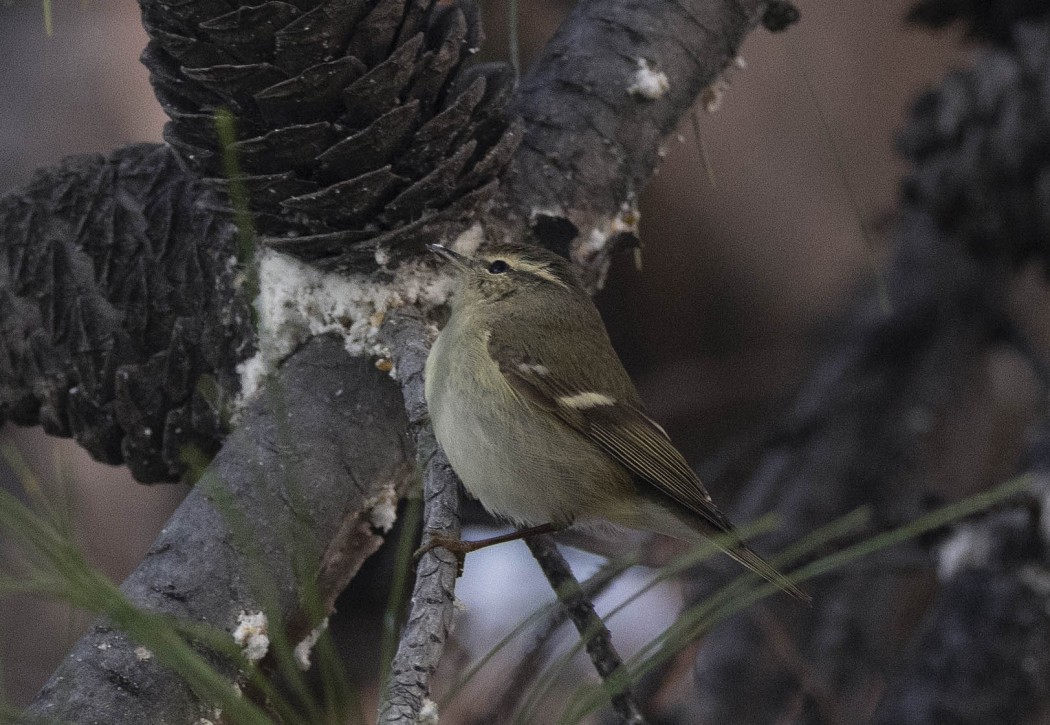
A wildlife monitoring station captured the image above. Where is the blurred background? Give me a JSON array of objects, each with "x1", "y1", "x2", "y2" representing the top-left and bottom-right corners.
[{"x1": 0, "y1": 0, "x2": 966, "y2": 716}]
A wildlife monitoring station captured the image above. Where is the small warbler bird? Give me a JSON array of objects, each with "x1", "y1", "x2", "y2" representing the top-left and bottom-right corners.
[{"x1": 424, "y1": 242, "x2": 808, "y2": 603}]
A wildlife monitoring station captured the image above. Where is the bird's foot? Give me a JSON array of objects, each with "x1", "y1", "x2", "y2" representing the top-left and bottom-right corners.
[
  {"x1": 413, "y1": 532, "x2": 475, "y2": 574},
  {"x1": 413, "y1": 523, "x2": 562, "y2": 575}
]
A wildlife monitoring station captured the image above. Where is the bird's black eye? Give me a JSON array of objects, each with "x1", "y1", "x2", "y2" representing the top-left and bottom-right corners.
[{"x1": 487, "y1": 259, "x2": 510, "y2": 274}]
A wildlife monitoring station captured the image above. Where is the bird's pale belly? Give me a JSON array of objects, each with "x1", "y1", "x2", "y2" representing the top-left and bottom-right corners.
[{"x1": 429, "y1": 376, "x2": 630, "y2": 528}]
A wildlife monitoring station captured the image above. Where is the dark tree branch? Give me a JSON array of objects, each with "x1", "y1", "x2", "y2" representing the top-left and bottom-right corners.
[
  {"x1": 687, "y1": 14, "x2": 1050, "y2": 719},
  {"x1": 479, "y1": 556, "x2": 626, "y2": 723},
  {"x1": 378, "y1": 312, "x2": 463, "y2": 724},
  {"x1": 526, "y1": 535, "x2": 646, "y2": 725},
  {"x1": 490, "y1": 0, "x2": 784, "y2": 284},
  {"x1": 26, "y1": 336, "x2": 410, "y2": 723}
]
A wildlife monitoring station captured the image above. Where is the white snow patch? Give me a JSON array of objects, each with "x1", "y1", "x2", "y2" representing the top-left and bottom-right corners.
[
  {"x1": 451, "y1": 222, "x2": 485, "y2": 256},
  {"x1": 417, "y1": 698, "x2": 440, "y2": 724},
  {"x1": 572, "y1": 199, "x2": 641, "y2": 274},
  {"x1": 937, "y1": 523, "x2": 993, "y2": 579},
  {"x1": 293, "y1": 618, "x2": 329, "y2": 671},
  {"x1": 366, "y1": 481, "x2": 400, "y2": 533},
  {"x1": 134, "y1": 646, "x2": 153, "y2": 661},
  {"x1": 236, "y1": 249, "x2": 457, "y2": 406},
  {"x1": 701, "y1": 55, "x2": 747, "y2": 113},
  {"x1": 627, "y1": 58, "x2": 670, "y2": 100},
  {"x1": 233, "y1": 610, "x2": 270, "y2": 663}
]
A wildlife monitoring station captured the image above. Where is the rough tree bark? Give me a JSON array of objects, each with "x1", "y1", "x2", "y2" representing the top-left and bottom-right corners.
[
  {"x1": 489, "y1": 0, "x2": 787, "y2": 284},
  {"x1": 378, "y1": 312, "x2": 463, "y2": 724},
  {"x1": 28, "y1": 336, "x2": 411, "y2": 722}
]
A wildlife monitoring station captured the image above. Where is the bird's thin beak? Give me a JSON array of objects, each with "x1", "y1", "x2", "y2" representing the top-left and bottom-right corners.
[{"x1": 427, "y1": 243, "x2": 473, "y2": 271}]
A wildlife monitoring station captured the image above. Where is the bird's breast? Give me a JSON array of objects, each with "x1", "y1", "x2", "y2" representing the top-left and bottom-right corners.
[{"x1": 425, "y1": 317, "x2": 629, "y2": 527}]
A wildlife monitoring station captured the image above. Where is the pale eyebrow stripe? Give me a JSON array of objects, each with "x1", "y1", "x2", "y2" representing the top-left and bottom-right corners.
[
  {"x1": 482, "y1": 254, "x2": 571, "y2": 290},
  {"x1": 521, "y1": 262, "x2": 570, "y2": 289}
]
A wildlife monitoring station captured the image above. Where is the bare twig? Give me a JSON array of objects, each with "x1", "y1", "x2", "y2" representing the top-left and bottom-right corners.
[
  {"x1": 378, "y1": 312, "x2": 463, "y2": 724},
  {"x1": 525, "y1": 534, "x2": 646, "y2": 725},
  {"x1": 479, "y1": 556, "x2": 628, "y2": 722}
]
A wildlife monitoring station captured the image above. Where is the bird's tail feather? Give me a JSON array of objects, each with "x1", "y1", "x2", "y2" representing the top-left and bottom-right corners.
[{"x1": 723, "y1": 541, "x2": 811, "y2": 605}]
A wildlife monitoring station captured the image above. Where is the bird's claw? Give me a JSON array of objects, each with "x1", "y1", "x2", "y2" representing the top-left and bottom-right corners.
[{"x1": 413, "y1": 530, "x2": 470, "y2": 575}]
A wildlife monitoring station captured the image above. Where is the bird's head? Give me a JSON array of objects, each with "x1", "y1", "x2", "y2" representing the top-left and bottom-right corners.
[{"x1": 427, "y1": 242, "x2": 585, "y2": 309}]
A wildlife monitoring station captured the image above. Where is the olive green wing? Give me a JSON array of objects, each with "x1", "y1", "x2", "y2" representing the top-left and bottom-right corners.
[
  {"x1": 489, "y1": 337, "x2": 810, "y2": 603},
  {"x1": 490, "y1": 338, "x2": 721, "y2": 524}
]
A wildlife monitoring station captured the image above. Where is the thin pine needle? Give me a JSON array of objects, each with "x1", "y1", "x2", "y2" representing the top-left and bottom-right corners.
[
  {"x1": 560, "y1": 477, "x2": 1029, "y2": 722},
  {"x1": 214, "y1": 108, "x2": 259, "y2": 316},
  {"x1": 313, "y1": 623, "x2": 366, "y2": 725},
  {"x1": 0, "y1": 485, "x2": 273, "y2": 724},
  {"x1": 508, "y1": 0, "x2": 521, "y2": 78},
  {"x1": 214, "y1": 108, "x2": 256, "y2": 264},
  {"x1": 0, "y1": 444, "x2": 64, "y2": 533},
  {"x1": 47, "y1": 447, "x2": 76, "y2": 550},
  {"x1": 786, "y1": 37, "x2": 891, "y2": 313},
  {"x1": 690, "y1": 108, "x2": 718, "y2": 190},
  {"x1": 41, "y1": 0, "x2": 52, "y2": 36}
]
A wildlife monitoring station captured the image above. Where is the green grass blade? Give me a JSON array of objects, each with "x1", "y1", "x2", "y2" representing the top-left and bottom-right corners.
[{"x1": 559, "y1": 477, "x2": 1028, "y2": 723}]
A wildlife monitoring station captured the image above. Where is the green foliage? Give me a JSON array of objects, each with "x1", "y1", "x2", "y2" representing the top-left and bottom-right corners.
[
  {"x1": 430, "y1": 477, "x2": 1028, "y2": 724},
  {"x1": 0, "y1": 445, "x2": 270, "y2": 723},
  {"x1": 214, "y1": 108, "x2": 260, "y2": 319},
  {"x1": 555, "y1": 476, "x2": 1030, "y2": 723},
  {"x1": 0, "y1": 427, "x2": 1030, "y2": 723},
  {"x1": 0, "y1": 442, "x2": 365, "y2": 724}
]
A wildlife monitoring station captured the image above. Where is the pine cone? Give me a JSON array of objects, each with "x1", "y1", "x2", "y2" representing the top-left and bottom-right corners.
[
  {"x1": 0, "y1": 144, "x2": 253, "y2": 482},
  {"x1": 139, "y1": 0, "x2": 521, "y2": 271},
  {"x1": 899, "y1": 20, "x2": 1050, "y2": 271}
]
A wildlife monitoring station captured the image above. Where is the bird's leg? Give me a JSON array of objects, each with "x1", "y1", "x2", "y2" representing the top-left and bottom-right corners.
[{"x1": 415, "y1": 523, "x2": 561, "y2": 574}]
